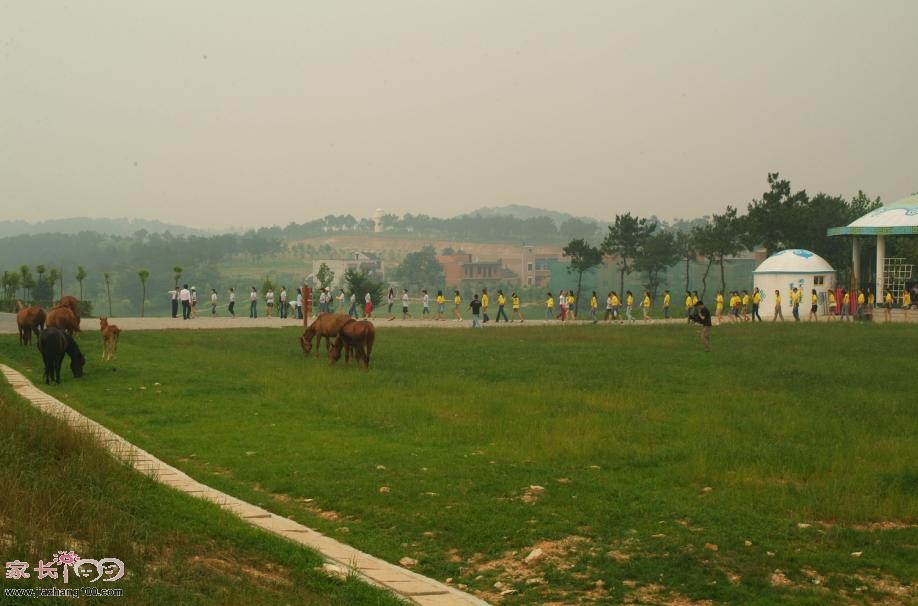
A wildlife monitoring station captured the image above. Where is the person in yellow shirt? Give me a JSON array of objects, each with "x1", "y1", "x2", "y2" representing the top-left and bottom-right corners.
[
  {"x1": 730, "y1": 291, "x2": 741, "y2": 322},
  {"x1": 453, "y1": 290, "x2": 463, "y2": 321},
  {"x1": 883, "y1": 289, "x2": 894, "y2": 322},
  {"x1": 495, "y1": 289, "x2": 509, "y2": 323},
  {"x1": 589, "y1": 291, "x2": 599, "y2": 324},
  {"x1": 642, "y1": 291, "x2": 652, "y2": 320},
  {"x1": 751, "y1": 287, "x2": 763, "y2": 322},
  {"x1": 715, "y1": 290, "x2": 724, "y2": 324},
  {"x1": 903, "y1": 289, "x2": 912, "y2": 321},
  {"x1": 611, "y1": 291, "x2": 621, "y2": 322},
  {"x1": 511, "y1": 292, "x2": 523, "y2": 322},
  {"x1": 741, "y1": 290, "x2": 750, "y2": 322},
  {"x1": 545, "y1": 292, "x2": 555, "y2": 320},
  {"x1": 841, "y1": 289, "x2": 851, "y2": 321},
  {"x1": 684, "y1": 291, "x2": 693, "y2": 323},
  {"x1": 772, "y1": 289, "x2": 784, "y2": 321},
  {"x1": 826, "y1": 288, "x2": 836, "y2": 321},
  {"x1": 481, "y1": 288, "x2": 490, "y2": 323},
  {"x1": 435, "y1": 290, "x2": 446, "y2": 320},
  {"x1": 856, "y1": 289, "x2": 866, "y2": 321},
  {"x1": 808, "y1": 288, "x2": 819, "y2": 321},
  {"x1": 566, "y1": 292, "x2": 576, "y2": 320},
  {"x1": 791, "y1": 287, "x2": 801, "y2": 321},
  {"x1": 662, "y1": 290, "x2": 671, "y2": 319},
  {"x1": 625, "y1": 291, "x2": 635, "y2": 322}
]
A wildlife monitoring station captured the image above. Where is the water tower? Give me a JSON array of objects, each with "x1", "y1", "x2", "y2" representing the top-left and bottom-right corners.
[{"x1": 373, "y1": 208, "x2": 385, "y2": 233}]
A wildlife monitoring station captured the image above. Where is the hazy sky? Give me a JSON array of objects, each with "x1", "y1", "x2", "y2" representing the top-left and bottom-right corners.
[{"x1": 2, "y1": 1, "x2": 916, "y2": 230}]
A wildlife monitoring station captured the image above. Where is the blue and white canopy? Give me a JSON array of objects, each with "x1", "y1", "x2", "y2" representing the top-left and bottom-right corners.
[{"x1": 828, "y1": 194, "x2": 918, "y2": 236}]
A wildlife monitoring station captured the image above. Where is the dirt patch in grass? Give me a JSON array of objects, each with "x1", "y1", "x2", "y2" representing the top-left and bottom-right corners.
[
  {"x1": 188, "y1": 555, "x2": 293, "y2": 588},
  {"x1": 624, "y1": 583, "x2": 714, "y2": 605}
]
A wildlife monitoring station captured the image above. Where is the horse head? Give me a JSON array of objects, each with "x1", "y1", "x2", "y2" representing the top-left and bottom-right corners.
[
  {"x1": 299, "y1": 331, "x2": 312, "y2": 355},
  {"x1": 67, "y1": 336, "x2": 85, "y2": 378}
]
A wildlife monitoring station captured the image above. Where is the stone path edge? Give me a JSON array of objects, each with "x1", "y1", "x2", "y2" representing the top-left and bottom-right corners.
[{"x1": 0, "y1": 364, "x2": 490, "y2": 606}]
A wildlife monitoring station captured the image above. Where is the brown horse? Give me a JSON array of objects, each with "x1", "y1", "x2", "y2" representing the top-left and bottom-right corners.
[
  {"x1": 46, "y1": 306, "x2": 81, "y2": 336},
  {"x1": 100, "y1": 317, "x2": 122, "y2": 361},
  {"x1": 57, "y1": 295, "x2": 81, "y2": 329},
  {"x1": 329, "y1": 319, "x2": 375, "y2": 369},
  {"x1": 16, "y1": 301, "x2": 46, "y2": 345},
  {"x1": 300, "y1": 313, "x2": 353, "y2": 358}
]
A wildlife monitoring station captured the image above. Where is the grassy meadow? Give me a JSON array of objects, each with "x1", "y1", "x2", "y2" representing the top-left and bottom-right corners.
[
  {"x1": 0, "y1": 379, "x2": 402, "y2": 606},
  {"x1": 1, "y1": 322, "x2": 915, "y2": 604}
]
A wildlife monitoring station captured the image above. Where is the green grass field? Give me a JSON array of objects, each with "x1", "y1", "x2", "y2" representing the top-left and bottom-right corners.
[
  {"x1": 1, "y1": 322, "x2": 915, "y2": 604},
  {"x1": 0, "y1": 379, "x2": 402, "y2": 606}
]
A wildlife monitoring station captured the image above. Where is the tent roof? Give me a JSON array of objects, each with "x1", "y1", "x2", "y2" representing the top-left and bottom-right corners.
[
  {"x1": 828, "y1": 194, "x2": 918, "y2": 236},
  {"x1": 753, "y1": 249, "x2": 835, "y2": 274}
]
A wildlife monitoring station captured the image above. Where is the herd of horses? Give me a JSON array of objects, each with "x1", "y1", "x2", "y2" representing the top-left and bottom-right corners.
[
  {"x1": 13, "y1": 300, "x2": 371, "y2": 385},
  {"x1": 16, "y1": 295, "x2": 87, "y2": 384},
  {"x1": 299, "y1": 313, "x2": 375, "y2": 370}
]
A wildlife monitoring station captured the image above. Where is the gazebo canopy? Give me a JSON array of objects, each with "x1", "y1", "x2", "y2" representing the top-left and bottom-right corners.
[{"x1": 828, "y1": 194, "x2": 918, "y2": 236}]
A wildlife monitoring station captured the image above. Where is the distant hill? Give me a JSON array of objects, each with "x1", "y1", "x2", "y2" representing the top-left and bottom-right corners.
[
  {"x1": 458, "y1": 204, "x2": 601, "y2": 226},
  {"x1": 0, "y1": 217, "x2": 214, "y2": 238}
]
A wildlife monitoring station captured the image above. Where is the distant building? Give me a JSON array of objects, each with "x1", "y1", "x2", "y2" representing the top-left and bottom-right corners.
[
  {"x1": 519, "y1": 246, "x2": 559, "y2": 287},
  {"x1": 313, "y1": 252, "x2": 385, "y2": 289},
  {"x1": 373, "y1": 208, "x2": 385, "y2": 233},
  {"x1": 437, "y1": 253, "x2": 518, "y2": 290}
]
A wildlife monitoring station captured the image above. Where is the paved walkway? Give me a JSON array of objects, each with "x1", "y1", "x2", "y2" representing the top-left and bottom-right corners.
[{"x1": 0, "y1": 364, "x2": 489, "y2": 606}]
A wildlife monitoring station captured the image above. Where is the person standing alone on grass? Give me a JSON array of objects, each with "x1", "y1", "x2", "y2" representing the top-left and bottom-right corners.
[
  {"x1": 469, "y1": 293, "x2": 482, "y2": 328},
  {"x1": 228, "y1": 287, "x2": 236, "y2": 317},
  {"x1": 210, "y1": 288, "x2": 218, "y2": 317},
  {"x1": 773, "y1": 289, "x2": 784, "y2": 321},
  {"x1": 511, "y1": 291, "x2": 523, "y2": 322},
  {"x1": 402, "y1": 289, "x2": 411, "y2": 319},
  {"x1": 689, "y1": 299, "x2": 712, "y2": 352},
  {"x1": 280, "y1": 286, "x2": 288, "y2": 319},
  {"x1": 169, "y1": 287, "x2": 179, "y2": 318},
  {"x1": 495, "y1": 290, "x2": 509, "y2": 322},
  {"x1": 663, "y1": 290, "x2": 671, "y2": 319},
  {"x1": 180, "y1": 284, "x2": 191, "y2": 320},
  {"x1": 387, "y1": 287, "x2": 395, "y2": 320},
  {"x1": 453, "y1": 290, "x2": 463, "y2": 321},
  {"x1": 249, "y1": 287, "x2": 258, "y2": 318},
  {"x1": 481, "y1": 288, "x2": 490, "y2": 323}
]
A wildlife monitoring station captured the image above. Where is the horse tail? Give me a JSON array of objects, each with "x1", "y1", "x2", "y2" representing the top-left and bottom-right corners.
[{"x1": 364, "y1": 325, "x2": 375, "y2": 364}]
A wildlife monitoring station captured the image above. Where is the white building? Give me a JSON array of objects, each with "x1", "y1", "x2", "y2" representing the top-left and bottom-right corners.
[{"x1": 753, "y1": 249, "x2": 836, "y2": 319}]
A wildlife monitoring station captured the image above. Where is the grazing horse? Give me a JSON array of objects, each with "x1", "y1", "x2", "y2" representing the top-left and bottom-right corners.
[
  {"x1": 300, "y1": 313, "x2": 353, "y2": 358},
  {"x1": 16, "y1": 300, "x2": 46, "y2": 346},
  {"x1": 46, "y1": 306, "x2": 81, "y2": 336},
  {"x1": 100, "y1": 317, "x2": 122, "y2": 361},
  {"x1": 329, "y1": 319, "x2": 375, "y2": 370},
  {"x1": 38, "y1": 327, "x2": 85, "y2": 384}
]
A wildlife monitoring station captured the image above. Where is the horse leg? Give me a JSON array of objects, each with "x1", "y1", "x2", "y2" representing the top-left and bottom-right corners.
[{"x1": 113, "y1": 334, "x2": 119, "y2": 360}]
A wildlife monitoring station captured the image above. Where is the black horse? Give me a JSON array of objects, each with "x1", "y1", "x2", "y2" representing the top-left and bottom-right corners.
[{"x1": 38, "y1": 327, "x2": 85, "y2": 385}]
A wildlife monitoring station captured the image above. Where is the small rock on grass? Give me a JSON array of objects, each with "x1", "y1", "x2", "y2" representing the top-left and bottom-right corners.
[
  {"x1": 378, "y1": 486, "x2": 390, "y2": 494},
  {"x1": 744, "y1": 540, "x2": 753, "y2": 547},
  {"x1": 851, "y1": 551, "x2": 863, "y2": 557},
  {"x1": 704, "y1": 543, "x2": 719, "y2": 551},
  {"x1": 399, "y1": 557, "x2": 418, "y2": 567},
  {"x1": 524, "y1": 548, "x2": 544, "y2": 564}
]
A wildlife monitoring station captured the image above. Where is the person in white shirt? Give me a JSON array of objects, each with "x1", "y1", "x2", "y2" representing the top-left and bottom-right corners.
[
  {"x1": 210, "y1": 288, "x2": 218, "y2": 316},
  {"x1": 318, "y1": 289, "x2": 328, "y2": 313},
  {"x1": 401, "y1": 289, "x2": 411, "y2": 320},
  {"x1": 295, "y1": 288, "x2": 303, "y2": 319},
  {"x1": 190, "y1": 287, "x2": 198, "y2": 318},
  {"x1": 265, "y1": 288, "x2": 275, "y2": 317},
  {"x1": 336, "y1": 288, "x2": 345, "y2": 313},
  {"x1": 168, "y1": 287, "x2": 179, "y2": 318},
  {"x1": 179, "y1": 284, "x2": 192, "y2": 320},
  {"x1": 348, "y1": 291, "x2": 358, "y2": 318},
  {"x1": 228, "y1": 287, "x2": 236, "y2": 317},
  {"x1": 422, "y1": 290, "x2": 430, "y2": 317},
  {"x1": 279, "y1": 287, "x2": 288, "y2": 318},
  {"x1": 364, "y1": 292, "x2": 373, "y2": 318},
  {"x1": 249, "y1": 287, "x2": 258, "y2": 318}
]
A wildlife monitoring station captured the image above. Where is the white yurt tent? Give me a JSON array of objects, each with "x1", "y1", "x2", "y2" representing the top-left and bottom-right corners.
[{"x1": 753, "y1": 249, "x2": 836, "y2": 319}]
